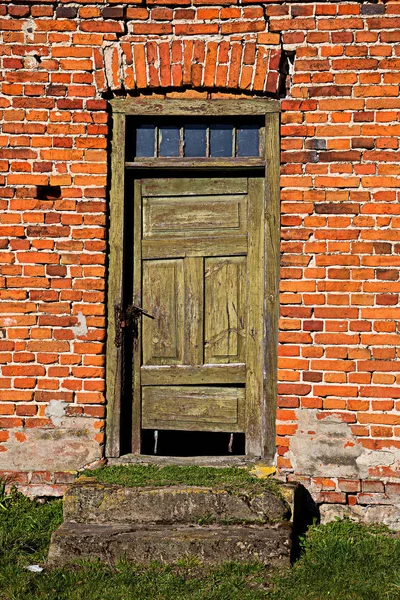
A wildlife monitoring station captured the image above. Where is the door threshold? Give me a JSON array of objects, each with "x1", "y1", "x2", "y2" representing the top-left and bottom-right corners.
[{"x1": 108, "y1": 454, "x2": 259, "y2": 467}]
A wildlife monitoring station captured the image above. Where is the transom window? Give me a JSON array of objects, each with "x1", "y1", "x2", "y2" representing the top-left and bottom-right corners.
[{"x1": 126, "y1": 117, "x2": 263, "y2": 160}]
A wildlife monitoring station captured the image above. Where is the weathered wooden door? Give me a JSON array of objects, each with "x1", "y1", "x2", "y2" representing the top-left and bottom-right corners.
[{"x1": 132, "y1": 175, "x2": 266, "y2": 455}]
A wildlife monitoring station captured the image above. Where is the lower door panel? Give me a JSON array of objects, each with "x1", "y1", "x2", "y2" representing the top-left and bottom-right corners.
[{"x1": 142, "y1": 386, "x2": 245, "y2": 432}]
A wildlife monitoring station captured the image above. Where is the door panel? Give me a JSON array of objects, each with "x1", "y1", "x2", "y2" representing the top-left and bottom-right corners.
[
  {"x1": 204, "y1": 257, "x2": 246, "y2": 364},
  {"x1": 142, "y1": 259, "x2": 184, "y2": 365},
  {"x1": 133, "y1": 176, "x2": 264, "y2": 446},
  {"x1": 144, "y1": 196, "x2": 246, "y2": 236},
  {"x1": 142, "y1": 386, "x2": 245, "y2": 432}
]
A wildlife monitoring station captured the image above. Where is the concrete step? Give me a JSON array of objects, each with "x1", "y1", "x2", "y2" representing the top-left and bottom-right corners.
[
  {"x1": 64, "y1": 480, "x2": 292, "y2": 525},
  {"x1": 48, "y1": 521, "x2": 291, "y2": 566}
]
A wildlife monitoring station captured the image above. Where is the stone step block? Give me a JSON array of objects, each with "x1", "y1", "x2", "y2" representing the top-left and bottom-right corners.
[
  {"x1": 48, "y1": 521, "x2": 291, "y2": 566},
  {"x1": 64, "y1": 480, "x2": 292, "y2": 525}
]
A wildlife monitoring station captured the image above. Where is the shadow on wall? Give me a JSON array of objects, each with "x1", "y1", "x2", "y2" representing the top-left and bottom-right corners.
[
  {"x1": 291, "y1": 484, "x2": 320, "y2": 563},
  {"x1": 36, "y1": 185, "x2": 61, "y2": 200}
]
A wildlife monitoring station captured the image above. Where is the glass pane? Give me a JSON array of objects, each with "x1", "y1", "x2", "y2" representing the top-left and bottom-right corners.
[
  {"x1": 159, "y1": 126, "x2": 180, "y2": 157},
  {"x1": 184, "y1": 124, "x2": 207, "y2": 157},
  {"x1": 209, "y1": 124, "x2": 233, "y2": 157},
  {"x1": 237, "y1": 125, "x2": 260, "y2": 157},
  {"x1": 135, "y1": 124, "x2": 156, "y2": 158}
]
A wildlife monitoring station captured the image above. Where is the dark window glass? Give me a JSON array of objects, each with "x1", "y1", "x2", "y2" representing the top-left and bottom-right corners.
[
  {"x1": 209, "y1": 124, "x2": 233, "y2": 157},
  {"x1": 159, "y1": 126, "x2": 180, "y2": 157},
  {"x1": 184, "y1": 124, "x2": 207, "y2": 157},
  {"x1": 237, "y1": 125, "x2": 260, "y2": 157},
  {"x1": 135, "y1": 124, "x2": 156, "y2": 157},
  {"x1": 131, "y1": 119, "x2": 262, "y2": 160}
]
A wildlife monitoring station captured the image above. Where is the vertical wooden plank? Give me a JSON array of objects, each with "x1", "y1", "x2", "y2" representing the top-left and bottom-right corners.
[
  {"x1": 245, "y1": 177, "x2": 265, "y2": 457},
  {"x1": 105, "y1": 111, "x2": 125, "y2": 458},
  {"x1": 184, "y1": 257, "x2": 204, "y2": 366},
  {"x1": 264, "y1": 112, "x2": 281, "y2": 462},
  {"x1": 131, "y1": 180, "x2": 142, "y2": 454}
]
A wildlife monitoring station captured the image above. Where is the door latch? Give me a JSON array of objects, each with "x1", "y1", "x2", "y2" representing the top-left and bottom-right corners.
[{"x1": 114, "y1": 303, "x2": 154, "y2": 348}]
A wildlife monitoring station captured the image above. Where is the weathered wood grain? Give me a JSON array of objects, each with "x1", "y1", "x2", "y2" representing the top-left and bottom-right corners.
[
  {"x1": 204, "y1": 257, "x2": 246, "y2": 364},
  {"x1": 142, "y1": 386, "x2": 245, "y2": 432},
  {"x1": 126, "y1": 158, "x2": 265, "y2": 170},
  {"x1": 142, "y1": 177, "x2": 248, "y2": 196},
  {"x1": 142, "y1": 259, "x2": 185, "y2": 366},
  {"x1": 141, "y1": 364, "x2": 246, "y2": 386},
  {"x1": 111, "y1": 98, "x2": 280, "y2": 116},
  {"x1": 131, "y1": 180, "x2": 142, "y2": 454},
  {"x1": 105, "y1": 112, "x2": 125, "y2": 458},
  {"x1": 245, "y1": 177, "x2": 265, "y2": 457},
  {"x1": 264, "y1": 112, "x2": 281, "y2": 462},
  {"x1": 184, "y1": 257, "x2": 204, "y2": 366},
  {"x1": 143, "y1": 197, "x2": 243, "y2": 236},
  {"x1": 142, "y1": 235, "x2": 248, "y2": 260}
]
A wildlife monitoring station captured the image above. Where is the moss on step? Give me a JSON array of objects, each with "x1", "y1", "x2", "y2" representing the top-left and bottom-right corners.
[{"x1": 78, "y1": 465, "x2": 283, "y2": 498}]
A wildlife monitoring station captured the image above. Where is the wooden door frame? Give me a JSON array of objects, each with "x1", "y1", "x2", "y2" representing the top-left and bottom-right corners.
[{"x1": 106, "y1": 99, "x2": 280, "y2": 462}]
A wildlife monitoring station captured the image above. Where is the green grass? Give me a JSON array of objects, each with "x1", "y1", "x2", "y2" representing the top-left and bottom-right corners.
[
  {"x1": 79, "y1": 464, "x2": 281, "y2": 496},
  {"x1": 1, "y1": 559, "x2": 274, "y2": 600},
  {"x1": 271, "y1": 519, "x2": 400, "y2": 600},
  {"x1": 1, "y1": 488, "x2": 400, "y2": 599}
]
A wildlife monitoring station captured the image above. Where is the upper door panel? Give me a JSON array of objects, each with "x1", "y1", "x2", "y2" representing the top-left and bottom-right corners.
[{"x1": 142, "y1": 177, "x2": 248, "y2": 240}]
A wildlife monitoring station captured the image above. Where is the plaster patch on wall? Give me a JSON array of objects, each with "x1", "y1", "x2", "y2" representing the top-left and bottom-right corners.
[
  {"x1": 45, "y1": 400, "x2": 68, "y2": 427},
  {"x1": 24, "y1": 55, "x2": 39, "y2": 69},
  {"x1": 320, "y1": 503, "x2": 400, "y2": 531},
  {"x1": 0, "y1": 418, "x2": 101, "y2": 472},
  {"x1": 22, "y1": 18, "x2": 37, "y2": 42},
  {"x1": 289, "y1": 410, "x2": 363, "y2": 478},
  {"x1": 103, "y1": 44, "x2": 123, "y2": 90},
  {"x1": 356, "y1": 450, "x2": 398, "y2": 479},
  {"x1": 288, "y1": 410, "x2": 400, "y2": 479},
  {"x1": 71, "y1": 312, "x2": 88, "y2": 338}
]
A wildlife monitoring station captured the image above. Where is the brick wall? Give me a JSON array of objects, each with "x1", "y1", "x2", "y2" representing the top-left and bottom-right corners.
[
  {"x1": 276, "y1": 1, "x2": 400, "y2": 528},
  {"x1": 0, "y1": 0, "x2": 399, "y2": 526}
]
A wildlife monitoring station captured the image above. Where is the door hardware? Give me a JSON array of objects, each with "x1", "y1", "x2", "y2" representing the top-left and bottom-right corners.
[{"x1": 114, "y1": 303, "x2": 154, "y2": 348}]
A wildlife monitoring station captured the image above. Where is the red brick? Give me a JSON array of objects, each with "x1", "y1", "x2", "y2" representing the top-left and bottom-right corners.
[
  {"x1": 338, "y1": 479, "x2": 361, "y2": 493},
  {"x1": 203, "y1": 41, "x2": 218, "y2": 88},
  {"x1": 362, "y1": 480, "x2": 385, "y2": 493}
]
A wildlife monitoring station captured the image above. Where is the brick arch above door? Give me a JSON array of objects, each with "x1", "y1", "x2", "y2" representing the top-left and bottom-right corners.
[{"x1": 94, "y1": 38, "x2": 282, "y2": 95}]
